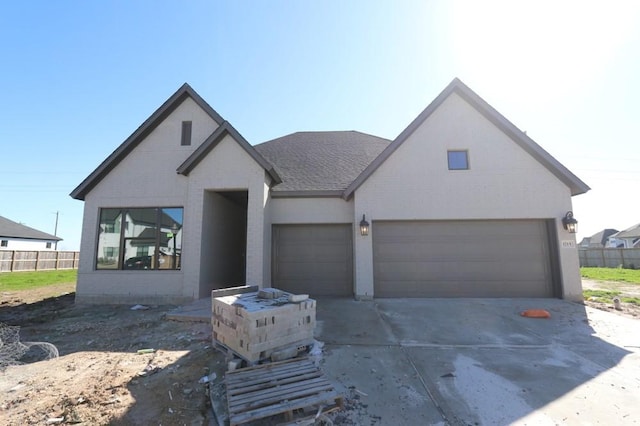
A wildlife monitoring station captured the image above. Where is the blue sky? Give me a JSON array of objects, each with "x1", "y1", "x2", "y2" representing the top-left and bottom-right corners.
[{"x1": 1, "y1": 1, "x2": 639, "y2": 250}]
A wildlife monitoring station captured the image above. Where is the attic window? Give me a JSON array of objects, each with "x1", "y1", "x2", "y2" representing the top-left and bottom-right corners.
[
  {"x1": 447, "y1": 150, "x2": 469, "y2": 170},
  {"x1": 181, "y1": 121, "x2": 192, "y2": 146}
]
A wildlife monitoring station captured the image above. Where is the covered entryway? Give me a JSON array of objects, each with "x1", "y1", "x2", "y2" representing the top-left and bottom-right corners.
[
  {"x1": 373, "y1": 220, "x2": 558, "y2": 298},
  {"x1": 272, "y1": 224, "x2": 353, "y2": 296},
  {"x1": 199, "y1": 190, "x2": 247, "y2": 297}
]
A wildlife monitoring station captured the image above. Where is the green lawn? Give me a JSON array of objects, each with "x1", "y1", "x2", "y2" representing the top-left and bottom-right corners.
[
  {"x1": 0, "y1": 269, "x2": 77, "y2": 291},
  {"x1": 580, "y1": 267, "x2": 640, "y2": 285}
]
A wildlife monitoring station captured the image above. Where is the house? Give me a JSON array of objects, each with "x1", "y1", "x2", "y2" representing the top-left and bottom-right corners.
[
  {"x1": 0, "y1": 215, "x2": 62, "y2": 251},
  {"x1": 70, "y1": 78, "x2": 590, "y2": 304},
  {"x1": 607, "y1": 223, "x2": 640, "y2": 248},
  {"x1": 580, "y1": 229, "x2": 618, "y2": 248}
]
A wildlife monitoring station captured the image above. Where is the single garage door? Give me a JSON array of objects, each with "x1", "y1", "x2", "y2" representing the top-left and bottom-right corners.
[
  {"x1": 373, "y1": 220, "x2": 556, "y2": 298},
  {"x1": 272, "y1": 224, "x2": 353, "y2": 296}
]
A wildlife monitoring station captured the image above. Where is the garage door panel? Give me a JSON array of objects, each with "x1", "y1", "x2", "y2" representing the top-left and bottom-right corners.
[
  {"x1": 375, "y1": 259, "x2": 545, "y2": 282},
  {"x1": 273, "y1": 224, "x2": 353, "y2": 297},
  {"x1": 373, "y1": 220, "x2": 554, "y2": 298},
  {"x1": 375, "y1": 280, "x2": 549, "y2": 298}
]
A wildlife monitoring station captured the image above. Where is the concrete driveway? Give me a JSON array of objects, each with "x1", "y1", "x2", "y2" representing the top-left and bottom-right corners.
[{"x1": 315, "y1": 298, "x2": 640, "y2": 425}]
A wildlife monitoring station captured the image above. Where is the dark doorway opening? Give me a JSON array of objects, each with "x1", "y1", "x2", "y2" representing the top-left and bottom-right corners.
[{"x1": 200, "y1": 190, "x2": 248, "y2": 297}]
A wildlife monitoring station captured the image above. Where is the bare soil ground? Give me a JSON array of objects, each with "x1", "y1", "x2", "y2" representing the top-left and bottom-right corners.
[
  {"x1": 581, "y1": 278, "x2": 640, "y2": 319},
  {"x1": 0, "y1": 285, "x2": 225, "y2": 425}
]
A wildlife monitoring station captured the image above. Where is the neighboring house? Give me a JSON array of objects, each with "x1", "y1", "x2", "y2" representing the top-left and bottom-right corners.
[
  {"x1": 0, "y1": 215, "x2": 62, "y2": 251},
  {"x1": 70, "y1": 78, "x2": 590, "y2": 304},
  {"x1": 607, "y1": 223, "x2": 640, "y2": 248},
  {"x1": 581, "y1": 229, "x2": 618, "y2": 248},
  {"x1": 578, "y1": 237, "x2": 591, "y2": 248}
]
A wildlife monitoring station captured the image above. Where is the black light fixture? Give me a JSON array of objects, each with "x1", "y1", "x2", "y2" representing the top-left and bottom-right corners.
[
  {"x1": 562, "y1": 211, "x2": 578, "y2": 234},
  {"x1": 359, "y1": 214, "x2": 370, "y2": 236}
]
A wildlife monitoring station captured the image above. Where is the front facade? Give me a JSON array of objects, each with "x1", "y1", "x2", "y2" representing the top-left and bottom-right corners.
[{"x1": 71, "y1": 79, "x2": 589, "y2": 304}]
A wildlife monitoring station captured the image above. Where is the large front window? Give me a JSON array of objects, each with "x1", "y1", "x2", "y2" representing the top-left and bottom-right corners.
[{"x1": 96, "y1": 207, "x2": 183, "y2": 270}]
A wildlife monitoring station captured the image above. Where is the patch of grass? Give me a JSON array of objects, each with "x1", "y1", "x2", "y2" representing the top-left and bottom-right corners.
[
  {"x1": 583, "y1": 289, "x2": 640, "y2": 305},
  {"x1": 0, "y1": 270, "x2": 77, "y2": 291},
  {"x1": 583, "y1": 289, "x2": 621, "y2": 301},
  {"x1": 580, "y1": 267, "x2": 640, "y2": 284}
]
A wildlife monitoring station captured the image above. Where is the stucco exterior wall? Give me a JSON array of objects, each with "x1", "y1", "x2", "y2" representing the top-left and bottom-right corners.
[
  {"x1": 75, "y1": 97, "x2": 220, "y2": 304},
  {"x1": 353, "y1": 93, "x2": 581, "y2": 300},
  {"x1": 269, "y1": 197, "x2": 352, "y2": 224}
]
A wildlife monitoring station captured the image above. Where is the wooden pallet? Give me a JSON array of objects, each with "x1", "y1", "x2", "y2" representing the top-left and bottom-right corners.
[{"x1": 225, "y1": 357, "x2": 343, "y2": 425}]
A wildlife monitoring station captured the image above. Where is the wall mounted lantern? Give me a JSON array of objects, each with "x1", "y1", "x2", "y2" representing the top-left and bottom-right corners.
[
  {"x1": 359, "y1": 214, "x2": 370, "y2": 236},
  {"x1": 562, "y1": 211, "x2": 578, "y2": 234}
]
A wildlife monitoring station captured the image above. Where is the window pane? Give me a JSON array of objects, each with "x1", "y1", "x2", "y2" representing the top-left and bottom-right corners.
[
  {"x1": 123, "y1": 208, "x2": 158, "y2": 270},
  {"x1": 96, "y1": 206, "x2": 183, "y2": 271},
  {"x1": 97, "y1": 209, "x2": 122, "y2": 269},
  {"x1": 123, "y1": 238, "x2": 155, "y2": 269},
  {"x1": 160, "y1": 208, "x2": 183, "y2": 270},
  {"x1": 448, "y1": 150, "x2": 469, "y2": 170}
]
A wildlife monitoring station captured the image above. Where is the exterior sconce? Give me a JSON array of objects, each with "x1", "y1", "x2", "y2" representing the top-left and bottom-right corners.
[
  {"x1": 359, "y1": 214, "x2": 370, "y2": 236},
  {"x1": 562, "y1": 211, "x2": 578, "y2": 234}
]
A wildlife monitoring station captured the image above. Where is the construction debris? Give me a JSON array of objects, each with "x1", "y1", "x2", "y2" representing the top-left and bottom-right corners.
[
  {"x1": 212, "y1": 286, "x2": 315, "y2": 364},
  {"x1": 224, "y1": 357, "x2": 343, "y2": 426}
]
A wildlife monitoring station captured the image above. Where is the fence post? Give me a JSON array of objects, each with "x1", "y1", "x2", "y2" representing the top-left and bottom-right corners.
[{"x1": 10, "y1": 250, "x2": 15, "y2": 272}]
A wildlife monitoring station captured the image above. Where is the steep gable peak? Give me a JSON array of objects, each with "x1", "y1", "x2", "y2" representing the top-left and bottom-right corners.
[
  {"x1": 70, "y1": 83, "x2": 225, "y2": 200},
  {"x1": 343, "y1": 78, "x2": 590, "y2": 199}
]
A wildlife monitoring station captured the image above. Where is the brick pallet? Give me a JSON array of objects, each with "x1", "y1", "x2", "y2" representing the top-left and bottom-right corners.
[
  {"x1": 225, "y1": 357, "x2": 343, "y2": 425},
  {"x1": 211, "y1": 285, "x2": 316, "y2": 363}
]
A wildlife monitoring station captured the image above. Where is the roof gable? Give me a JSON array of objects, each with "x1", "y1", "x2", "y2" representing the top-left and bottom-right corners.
[
  {"x1": 70, "y1": 83, "x2": 225, "y2": 201},
  {"x1": 0, "y1": 215, "x2": 62, "y2": 241},
  {"x1": 343, "y1": 78, "x2": 590, "y2": 199},
  {"x1": 177, "y1": 121, "x2": 281, "y2": 184}
]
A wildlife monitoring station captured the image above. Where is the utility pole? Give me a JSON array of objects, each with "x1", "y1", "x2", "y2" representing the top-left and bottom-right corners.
[{"x1": 53, "y1": 211, "x2": 59, "y2": 250}]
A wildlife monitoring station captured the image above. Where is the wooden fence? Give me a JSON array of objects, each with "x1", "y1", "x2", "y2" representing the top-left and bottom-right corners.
[
  {"x1": 578, "y1": 248, "x2": 640, "y2": 269},
  {"x1": 0, "y1": 250, "x2": 80, "y2": 272}
]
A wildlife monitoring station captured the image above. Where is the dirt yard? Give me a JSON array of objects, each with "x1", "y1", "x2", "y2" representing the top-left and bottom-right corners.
[{"x1": 0, "y1": 285, "x2": 225, "y2": 425}]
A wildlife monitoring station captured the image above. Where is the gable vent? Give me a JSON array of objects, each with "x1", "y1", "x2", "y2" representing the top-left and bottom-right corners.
[{"x1": 181, "y1": 121, "x2": 192, "y2": 146}]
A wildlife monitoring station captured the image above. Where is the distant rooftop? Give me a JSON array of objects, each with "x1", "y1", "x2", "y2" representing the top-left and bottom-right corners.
[{"x1": 0, "y1": 215, "x2": 61, "y2": 241}]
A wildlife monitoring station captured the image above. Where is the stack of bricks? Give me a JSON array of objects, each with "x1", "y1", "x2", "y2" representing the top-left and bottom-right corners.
[{"x1": 211, "y1": 285, "x2": 316, "y2": 363}]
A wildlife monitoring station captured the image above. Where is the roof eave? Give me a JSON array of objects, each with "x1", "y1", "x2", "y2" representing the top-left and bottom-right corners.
[{"x1": 271, "y1": 190, "x2": 344, "y2": 198}]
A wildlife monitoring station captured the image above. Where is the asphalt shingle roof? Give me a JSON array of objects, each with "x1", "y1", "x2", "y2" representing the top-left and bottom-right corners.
[
  {"x1": 615, "y1": 223, "x2": 640, "y2": 239},
  {"x1": 588, "y1": 229, "x2": 619, "y2": 247},
  {"x1": 0, "y1": 215, "x2": 61, "y2": 241},
  {"x1": 254, "y1": 131, "x2": 391, "y2": 192}
]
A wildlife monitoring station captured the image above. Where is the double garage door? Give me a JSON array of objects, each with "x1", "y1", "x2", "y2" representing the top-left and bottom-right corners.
[
  {"x1": 272, "y1": 220, "x2": 557, "y2": 298},
  {"x1": 373, "y1": 220, "x2": 557, "y2": 298}
]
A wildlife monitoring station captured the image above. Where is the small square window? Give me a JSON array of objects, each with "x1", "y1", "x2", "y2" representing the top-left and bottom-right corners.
[
  {"x1": 447, "y1": 150, "x2": 469, "y2": 170},
  {"x1": 1, "y1": 240, "x2": 7, "y2": 247},
  {"x1": 46, "y1": 242, "x2": 52, "y2": 249}
]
